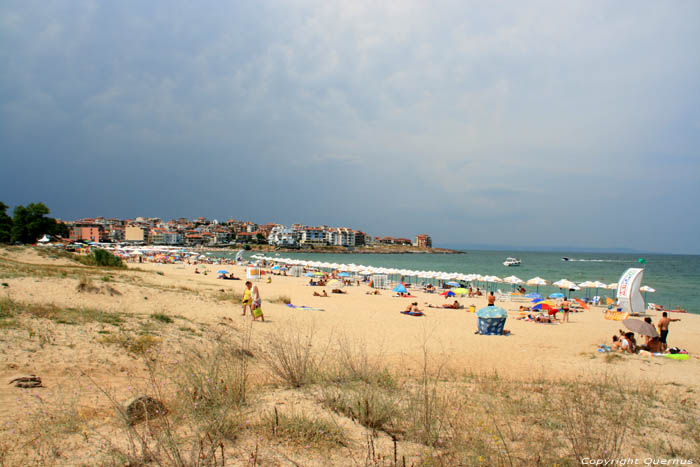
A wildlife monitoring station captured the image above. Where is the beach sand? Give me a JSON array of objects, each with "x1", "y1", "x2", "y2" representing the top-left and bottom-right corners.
[
  {"x1": 1, "y1": 247, "x2": 698, "y2": 464},
  {"x1": 139, "y1": 261, "x2": 700, "y2": 383}
]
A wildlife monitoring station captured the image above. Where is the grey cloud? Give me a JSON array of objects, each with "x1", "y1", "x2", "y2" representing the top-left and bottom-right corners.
[{"x1": 1, "y1": 0, "x2": 699, "y2": 252}]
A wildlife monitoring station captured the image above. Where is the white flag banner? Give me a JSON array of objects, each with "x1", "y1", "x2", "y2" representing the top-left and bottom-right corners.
[{"x1": 617, "y1": 268, "x2": 644, "y2": 315}]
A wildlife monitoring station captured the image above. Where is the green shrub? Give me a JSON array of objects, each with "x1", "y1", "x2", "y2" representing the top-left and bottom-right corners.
[
  {"x1": 92, "y1": 249, "x2": 125, "y2": 268},
  {"x1": 151, "y1": 313, "x2": 173, "y2": 324}
]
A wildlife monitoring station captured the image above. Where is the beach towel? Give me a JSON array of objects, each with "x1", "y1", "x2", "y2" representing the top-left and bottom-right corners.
[
  {"x1": 286, "y1": 304, "x2": 325, "y2": 311},
  {"x1": 604, "y1": 310, "x2": 629, "y2": 321},
  {"x1": 400, "y1": 310, "x2": 424, "y2": 316}
]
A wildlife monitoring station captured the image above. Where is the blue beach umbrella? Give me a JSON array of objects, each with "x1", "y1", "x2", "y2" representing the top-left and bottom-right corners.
[
  {"x1": 393, "y1": 284, "x2": 408, "y2": 294},
  {"x1": 549, "y1": 293, "x2": 565, "y2": 299},
  {"x1": 338, "y1": 272, "x2": 351, "y2": 277},
  {"x1": 272, "y1": 266, "x2": 281, "y2": 270},
  {"x1": 525, "y1": 293, "x2": 542, "y2": 300},
  {"x1": 304, "y1": 272, "x2": 316, "y2": 277},
  {"x1": 446, "y1": 281, "x2": 460, "y2": 287},
  {"x1": 217, "y1": 270, "x2": 228, "y2": 274}
]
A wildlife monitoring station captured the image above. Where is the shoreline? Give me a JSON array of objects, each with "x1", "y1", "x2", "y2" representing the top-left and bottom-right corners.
[{"x1": 204, "y1": 245, "x2": 466, "y2": 255}]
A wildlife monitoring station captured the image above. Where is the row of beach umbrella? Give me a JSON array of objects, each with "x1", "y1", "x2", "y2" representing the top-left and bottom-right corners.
[{"x1": 249, "y1": 255, "x2": 656, "y2": 296}]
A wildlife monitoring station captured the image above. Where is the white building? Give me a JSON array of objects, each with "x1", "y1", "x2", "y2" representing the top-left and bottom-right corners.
[{"x1": 267, "y1": 225, "x2": 299, "y2": 247}]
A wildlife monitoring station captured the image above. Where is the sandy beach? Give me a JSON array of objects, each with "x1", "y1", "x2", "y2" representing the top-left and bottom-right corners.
[{"x1": 1, "y1": 247, "x2": 698, "y2": 465}]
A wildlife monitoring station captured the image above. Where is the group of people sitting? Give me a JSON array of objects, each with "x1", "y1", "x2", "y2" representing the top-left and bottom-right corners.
[
  {"x1": 611, "y1": 329, "x2": 663, "y2": 354},
  {"x1": 606, "y1": 314, "x2": 681, "y2": 354},
  {"x1": 312, "y1": 288, "x2": 345, "y2": 296},
  {"x1": 308, "y1": 278, "x2": 327, "y2": 287}
]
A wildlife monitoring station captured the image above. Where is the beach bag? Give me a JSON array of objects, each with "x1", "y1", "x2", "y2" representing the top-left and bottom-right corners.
[{"x1": 252, "y1": 299, "x2": 263, "y2": 318}]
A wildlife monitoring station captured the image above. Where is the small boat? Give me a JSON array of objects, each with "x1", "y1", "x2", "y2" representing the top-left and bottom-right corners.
[
  {"x1": 562, "y1": 257, "x2": 573, "y2": 262},
  {"x1": 503, "y1": 257, "x2": 522, "y2": 267}
]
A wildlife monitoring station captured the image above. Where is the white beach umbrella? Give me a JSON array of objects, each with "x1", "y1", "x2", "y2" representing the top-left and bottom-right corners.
[
  {"x1": 553, "y1": 279, "x2": 575, "y2": 289},
  {"x1": 503, "y1": 275, "x2": 523, "y2": 284},
  {"x1": 526, "y1": 276, "x2": 548, "y2": 293},
  {"x1": 527, "y1": 277, "x2": 548, "y2": 286},
  {"x1": 640, "y1": 285, "x2": 656, "y2": 301}
]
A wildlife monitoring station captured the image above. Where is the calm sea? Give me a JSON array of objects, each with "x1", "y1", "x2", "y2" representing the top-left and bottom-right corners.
[{"x1": 212, "y1": 250, "x2": 700, "y2": 314}]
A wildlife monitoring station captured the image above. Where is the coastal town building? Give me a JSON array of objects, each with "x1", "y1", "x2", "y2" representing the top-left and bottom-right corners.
[
  {"x1": 124, "y1": 225, "x2": 147, "y2": 243},
  {"x1": 60, "y1": 214, "x2": 426, "y2": 250},
  {"x1": 268, "y1": 226, "x2": 300, "y2": 247},
  {"x1": 69, "y1": 225, "x2": 103, "y2": 242},
  {"x1": 416, "y1": 234, "x2": 432, "y2": 248}
]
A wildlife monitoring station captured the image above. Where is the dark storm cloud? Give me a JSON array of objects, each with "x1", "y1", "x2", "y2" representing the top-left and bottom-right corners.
[{"x1": 1, "y1": 0, "x2": 699, "y2": 252}]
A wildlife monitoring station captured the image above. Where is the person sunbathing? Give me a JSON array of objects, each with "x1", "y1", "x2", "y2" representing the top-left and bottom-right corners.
[
  {"x1": 365, "y1": 290, "x2": 380, "y2": 295},
  {"x1": 313, "y1": 290, "x2": 328, "y2": 297},
  {"x1": 331, "y1": 288, "x2": 346, "y2": 294},
  {"x1": 443, "y1": 300, "x2": 461, "y2": 309},
  {"x1": 534, "y1": 314, "x2": 553, "y2": 323},
  {"x1": 639, "y1": 336, "x2": 662, "y2": 353},
  {"x1": 620, "y1": 332, "x2": 636, "y2": 353},
  {"x1": 611, "y1": 335, "x2": 621, "y2": 351}
]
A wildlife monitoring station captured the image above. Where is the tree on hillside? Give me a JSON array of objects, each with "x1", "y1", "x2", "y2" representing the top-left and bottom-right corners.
[
  {"x1": 0, "y1": 202, "x2": 12, "y2": 243},
  {"x1": 10, "y1": 203, "x2": 67, "y2": 244}
]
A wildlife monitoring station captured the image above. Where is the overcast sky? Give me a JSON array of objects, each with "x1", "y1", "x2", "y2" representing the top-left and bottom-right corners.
[{"x1": 2, "y1": 1, "x2": 699, "y2": 253}]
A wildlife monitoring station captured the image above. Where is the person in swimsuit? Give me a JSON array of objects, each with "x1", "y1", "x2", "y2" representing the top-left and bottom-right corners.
[
  {"x1": 561, "y1": 297, "x2": 570, "y2": 323},
  {"x1": 487, "y1": 292, "x2": 495, "y2": 306},
  {"x1": 657, "y1": 312, "x2": 680, "y2": 351}
]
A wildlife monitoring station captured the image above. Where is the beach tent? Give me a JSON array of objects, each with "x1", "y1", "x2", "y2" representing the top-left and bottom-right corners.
[
  {"x1": 246, "y1": 267, "x2": 261, "y2": 281},
  {"x1": 475, "y1": 306, "x2": 508, "y2": 335},
  {"x1": 393, "y1": 284, "x2": 408, "y2": 294}
]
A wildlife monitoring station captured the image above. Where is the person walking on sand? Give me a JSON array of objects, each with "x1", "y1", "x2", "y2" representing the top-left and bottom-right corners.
[
  {"x1": 487, "y1": 291, "x2": 495, "y2": 306},
  {"x1": 561, "y1": 297, "x2": 570, "y2": 323},
  {"x1": 657, "y1": 312, "x2": 680, "y2": 351},
  {"x1": 241, "y1": 281, "x2": 253, "y2": 316},
  {"x1": 249, "y1": 281, "x2": 264, "y2": 321}
]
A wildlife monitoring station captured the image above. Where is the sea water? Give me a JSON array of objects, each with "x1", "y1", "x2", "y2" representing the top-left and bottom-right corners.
[{"x1": 214, "y1": 250, "x2": 700, "y2": 314}]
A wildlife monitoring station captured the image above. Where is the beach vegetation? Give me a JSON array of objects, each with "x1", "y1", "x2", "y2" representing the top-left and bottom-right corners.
[
  {"x1": 321, "y1": 382, "x2": 400, "y2": 434},
  {"x1": 260, "y1": 324, "x2": 324, "y2": 388},
  {"x1": 270, "y1": 294, "x2": 291, "y2": 304},
  {"x1": 151, "y1": 312, "x2": 173, "y2": 324},
  {"x1": 261, "y1": 408, "x2": 347, "y2": 447},
  {"x1": 9, "y1": 202, "x2": 68, "y2": 244},
  {"x1": 90, "y1": 248, "x2": 126, "y2": 268},
  {"x1": 0, "y1": 201, "x2": 12, "y2": 243},
  {"x1": 214, "y1": 289, "x2": 242, "y2": 302},
  {"x1": 0, "y1": 296, "x2": 123, "y2": 326},
  {"x1": 98, "y1": 332, "x2": 161, "y2": 355},
  {"x1": 92, "y1": 333, "x2": 251, "y2": 466}
]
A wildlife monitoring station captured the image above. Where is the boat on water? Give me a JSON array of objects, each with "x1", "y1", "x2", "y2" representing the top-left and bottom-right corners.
[
  {"x1": 503, "y1": 257, "x2": 522, "y2": 267},
  {"x1": 562, "y1": 257, "x2": 573, "y2": 261}
]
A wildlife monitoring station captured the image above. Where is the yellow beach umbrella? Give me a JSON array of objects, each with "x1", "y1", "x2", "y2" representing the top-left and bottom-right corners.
[{"x1": 452, "y1": 288, "x2": 469, "y2": 295}]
